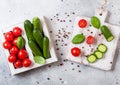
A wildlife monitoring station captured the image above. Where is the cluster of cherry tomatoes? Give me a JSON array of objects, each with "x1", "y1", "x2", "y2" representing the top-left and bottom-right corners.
[
  {"x1": 71, "y1": 19, "x2": 95, "y2": 57},
  {"x1": 3, "y1": 27, "x2": 31, "y2": 68}
]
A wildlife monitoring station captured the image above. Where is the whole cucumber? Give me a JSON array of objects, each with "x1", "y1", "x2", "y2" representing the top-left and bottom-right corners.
[
  {"x1": 32, "y1": 17, "x2": 43, "y2": 34},
  {"x1": 33, "y1": 29, "x2": 43, "y2": 49},
  {"x1": 24, "y1": 20, "x2": 34, "y2": 40},
  {"x1": 28, "y1": 40, "x2": 43, "y2": 56},
  {"x1": 17, "y1": 36, "x2": 25, "y2": 49},
  {"x1": 43, "y1": 36, "x2": 50, "y2": 59}
]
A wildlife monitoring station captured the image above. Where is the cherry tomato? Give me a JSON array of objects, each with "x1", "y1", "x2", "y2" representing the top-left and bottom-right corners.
[
  {"x1": 78, "y1": 19, "x2": 87, "y2": 28},
  {"x1": 22, "y1": 58, "x2": 31, "y2": 67},
  {"x1": 8, "y1": 54, "x2": 17, "y2": 63},
  {"x1": 18, "y1": 49, "x2": 28, "y2": 60},
  {"x1": 13, "y1": 27, "x2": 22, "y2": 37},
  {"x1": 14, "y1": 60, "x2": 22, "y2": 68},
  {"x1": 71, "y1": 47, "x2": 81, "y2": 57},
  {"x1": 3, "y1": 41, "x2": 11, "y2": 49},
  {"x1": 4, "y1": 31, "x2": 14, "y2": 42},
  {"x1": 12, "y1": 37, "x2": 18, "y2": 46},
  {"x1": 86, "y1": 35, "x2": 95, "y2": 45},
  {"x1": 10, "y1": 46, "x2": 19, "y2": 54}
]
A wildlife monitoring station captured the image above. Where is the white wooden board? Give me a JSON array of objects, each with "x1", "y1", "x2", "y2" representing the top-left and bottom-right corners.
[
  {"x1": 0, "y1": 16, "x2": 58, "y2": 75},
  {"x1": 67, "y1": 10, "x2": 120, "y2": 70}
]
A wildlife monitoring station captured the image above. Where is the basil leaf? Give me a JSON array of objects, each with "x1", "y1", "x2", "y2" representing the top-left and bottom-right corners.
[
  {"x1": 72, "y1": 34, "x2": 85, "y2": 44},
  {"x1": 91, "y1": 16, "x2": 100, "y2": 29},
  {"x1": 34, "y1": 56, "x2": 46, "y2": 64}
]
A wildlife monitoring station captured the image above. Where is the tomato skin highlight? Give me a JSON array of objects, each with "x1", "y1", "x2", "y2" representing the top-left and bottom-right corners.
[
  {"x1": 10, "y1": 46, "x2": 19, "y2": 54},
  {"x1": 12, "y1": 37, "x2": 18, "y2": 46},
  {"x1": 86, "y1": 35, "x2": 95, "y2": 45},
  {"x1": 4, "y1": 32, "x2": 14, "y2": 42},
  {"x1": 22, "y1": 58, "x2": 31, "y2": 67},
  {"x1": 14, "y1": 60, "x2": 22, "y2": 68},
  {"x1": 3, "y1": 41, "x2": 11, "y2": 49},
  {"x1": 13, "y1": 27, "x2": 22, "y2": 37},
  {"x1": 78, "y1": 19, "x2": 87, "y2": 28},
  {"x1": 18, "y1": 49, "x2": 28, "y2": 60},
  {"x1": 71, "y1": 47, "x2": 81, "y2": 57},
  {"x1": 8, "y1": 54, "x2": 17, "y2": 63}
]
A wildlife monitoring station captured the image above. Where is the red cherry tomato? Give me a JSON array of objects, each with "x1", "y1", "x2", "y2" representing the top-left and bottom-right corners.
[
  {"x1": 4, "y1": 31, "x2": 14, "y2": 42},
  {"x1": 22, "y1": 58, "x2": 31, "y2": 67},
  {"x1": 86, "y1": 35, "x2": 95, "y2": 45},
  {"x1": 10, "y1": 46, "x2": 19, "y2": 54},
  {"x1": 8, "y1": 54, "x2": 17, "y2": 63},
  {"x1": 18, "y1": 49, "x2": 28, "y2": 60},
  {"x1": 14, "y1": 60, "x2": 22, "y2": 68},
  {"x1": 3, "y1": 41, "x2": 11, "y2": 49},
  {"x1": 78, "y1": 19, "x2": 87, "y2": 28},
  {"x1": 13, "y1": 27, "x2": 22, "y2": 37},
  {"x1": 12, "y1": 37, "x2": 18, "y2": 46},
  {"x1": 71, "y1": 47, "x2": 81, "y2": 57}
]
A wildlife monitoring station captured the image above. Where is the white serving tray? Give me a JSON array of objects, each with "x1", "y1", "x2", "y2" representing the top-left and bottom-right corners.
[
  {"x1": 0, "y1": 16, "x2": 58, "y2": 75},
  {"x1": 67, "y1": 9, "x2": 120, "y2": 70}
]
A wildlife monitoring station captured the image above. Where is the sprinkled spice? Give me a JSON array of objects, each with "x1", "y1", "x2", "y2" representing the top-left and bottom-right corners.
[
  {"x1": 47, "y1": 78, "x2": 50, "y2": 80},
  {"x1": 60, "y1": 63, "x2": 63, "y2": 66},
  {"x1": 71, "y1": 63, "x2": 74, "y2": 65},
  {"x1": 59, "y1": 78, "x2": 62, "y2": 80},
  {"x1": 110, "y1": 62, "x2": 112, "y2": 64},
  {"x1": 50, "y1": 18, "x2": 53, "y2": 21},
  {"x1": 72, "y1": 68, "x2": 75, "y2": 70},
  {"x1": 77, "y1": 65, "x2": 80, "y2": 67},
  {"x1": 91, "y1": 32, "x2": 93, "y2": 34},
  {"x1": 56, "y1": 48, "x2": 59, "y2": 50},
  {"x1": 61, "y1": 53, "x2": 63, "y2": 56},
  {"x1": 99, "y1": 34, "x2": 101, "y2": 36},
  {"x1": 78, "y1": 70, "x2": 81, "y2": 72},
  {"x1": 99, "y1": 13, "x2": 102, "y2": 16},
  {"x1": 89, "y1": 24, "x2": 92, "y2": 27},
  {"x1": 36, "y1": 81, "x2": 39, "y2": 84},
  {"x1": 50, "y1": 31, "x2": 52, "y2": 33},
  {"x1": 48, "y1": 65, "x2": 51, "y2": 68},
  {"x1": 69, "y1": 20, "x2": 72, "y2": 22}
]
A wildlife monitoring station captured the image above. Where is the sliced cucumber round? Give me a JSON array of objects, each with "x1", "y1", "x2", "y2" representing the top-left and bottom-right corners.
[
  {"x1": 87, "y1": 54, "x2": 97, "y2": 63},
  {"x1": 98, "y1": 44, "x2": 107, "y2": 53},
  {"x1": 94, "y1": 51, "x2": 103, "y2": 59}
]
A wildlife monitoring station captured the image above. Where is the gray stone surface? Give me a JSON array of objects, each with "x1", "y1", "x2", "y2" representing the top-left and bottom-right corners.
[{"x1": 0, "y1": 0, "x2": 120, "y2": 85}]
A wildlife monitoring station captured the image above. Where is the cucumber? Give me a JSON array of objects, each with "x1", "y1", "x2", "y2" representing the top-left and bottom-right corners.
[
  {"x1": 87, "y1": 54, "x2": 97, "y2": 63},
  {"x1": 16, "y1": 36, "x2": 25, "y2": 49},
  {"x1": 97, "y1": 44, "x2": 107, "y2": 53},
  {"x1": 32, "y1": 17, "x2": 43, "y2": 34},
  {"x1": 24, "y1": 20, "x2": 34, "y2": 40},
  {"x1": 28, "y1": 40, "x2": 43, "y2": 56},
  {"x1": 100, "y1": 25, "x2": 114, "y2": 42},
  {"x1": 33, "y1": 29, "x2": 43, "y2": 49},
  {"x1": 94, "y1": 51, "x2": 103, "y2": 59},
  {"x1": 43, "y1": 36, "x2": 50, "y2": 59}
]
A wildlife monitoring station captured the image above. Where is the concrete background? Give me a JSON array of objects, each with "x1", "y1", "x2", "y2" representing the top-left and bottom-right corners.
[{"x1": 0, "y1": 0, "x2": 120, "y2": 85}]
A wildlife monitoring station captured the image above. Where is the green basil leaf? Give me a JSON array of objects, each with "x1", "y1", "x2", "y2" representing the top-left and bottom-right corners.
[
  {"x1": 34, "y1": 56, "x2": 46, "y2": 64},
  {"x1": 72, "y1": 34, "x2": 85, "y2": 44},
  {"x1": 91, "y1": 16, "x2": 100, "y2": 29},
  {"x1": 17, "y1": 36, "x2": 25, "y2": 49}
]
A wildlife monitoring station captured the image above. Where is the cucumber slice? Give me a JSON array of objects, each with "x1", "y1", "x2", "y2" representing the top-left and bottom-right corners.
[
  {"x1": 94, "y1": 51, "x2": 103, "y2": 59},
  {"x1": 98, "y1": 44, "x2": 107, "y2": 53},
  {"x1": 87, "y1": 54, "x2": 97, "y2": 63},
  {"x1": 100, "y1": 25, "x2": 114, "y2": 42}
]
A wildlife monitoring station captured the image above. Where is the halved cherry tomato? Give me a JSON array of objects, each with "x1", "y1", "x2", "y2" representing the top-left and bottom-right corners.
[
  {"x1": 78, "y1": 19, "x2": 87, "y2": 28},
  {"x1": 71, "y1": 47, "x2": 81, "y2": 57},
  {"x1": 14, "y1": 60, "x2": 22, "y2": 68},
  {"x1": 22, "y1": 58, "x2": 31, "y2": 67},
  {"x1": 12, "y1": 37, "x2": 18, "y2": 46},
  {"x1": 10, "y1": 46, "x2": 19, "y2": 54},
  {"x1": 13, "y1": 27, "x2": 22, "y2": 37},
  {"x1": 86, "y1": 35, "x2": 95, "y2": 44},
  {"x1": 3, "y1": 41, "x2": 11, "y2": 49},
  {"x1": 18, "y1": 49, "x2": 28, "y2": 60},
  {"x1": 8, "y1": 54, "x2": 17, "y2": 63},
  {"x1": 4, "y1": 31, "x2": 14, "y2": 42}
]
